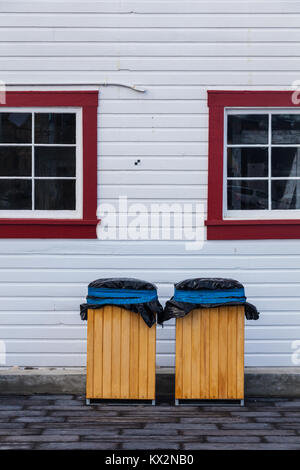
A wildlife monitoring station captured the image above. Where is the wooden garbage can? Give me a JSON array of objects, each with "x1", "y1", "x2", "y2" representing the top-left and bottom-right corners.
[
  {"x1": 86, "y1": 306, "x2": 156, "y2": 402},
  {"x1": 175, "y1": 306, "x2": 244, "y2": 403}
]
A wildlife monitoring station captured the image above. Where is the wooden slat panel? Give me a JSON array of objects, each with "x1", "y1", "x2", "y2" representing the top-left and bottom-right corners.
[
  {"x1": 86, "y1": 309, "x2": 94, "y2": 398},
  {"x1": 200, "y1": 308, "x2": 210, "y2": 399},
  {"x1": 92, "y1": 309, "x2": 104, "y2": 398},
  {"x1": 138, "y1": 314, "x2": 149, "y2": 399},
  {"x1": 236, "y1": 306, "x2": 245, "y2": 399},
  {"x1": 120, "y1": 308, "x2": 130, "y2": 398},
  {"x1": 86, "y1": 306, "x2": 156, "y2": 400},
  {"x1": 102, "y1": 306, "x2": 112, "y2": 398},
  {"x1": 147, "y1": 323, "x2": 156, "y2": 399},
  {"x1": 182, "y1": 312, "x2": 192, "y2": 399},
  {"x1": 209, "y1": 308, "x2": 219, "y2": 399},
  {"x1": 175, "y1": 317, "x2": 183, "y2": 399},
  {"x1": 218, "y1": 307, "x2": 228, "y2": 399},
  {"x1": 175, "y1": 306, "x2": 245, "y2": 401},
  {"x1": 111, "y1": 306, "x2": 121, "y2": 398},
  {"x1": 191, "y1": 309, "x2": 201, "y2": 398},
  {"x1": 129, "y1": 311, "x2": 140, "y2": 399},
  {"x1": 227, "y1": 306, "x2": 237, "y2": 398}
]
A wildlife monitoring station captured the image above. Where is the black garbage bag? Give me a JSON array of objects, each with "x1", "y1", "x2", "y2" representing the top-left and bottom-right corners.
[
  {"x1": 80, "y1": 277, "x2": 163, "y2": 327},
  {"x1": 161, "y1": 277, "x2": 259, "y2": 323}
]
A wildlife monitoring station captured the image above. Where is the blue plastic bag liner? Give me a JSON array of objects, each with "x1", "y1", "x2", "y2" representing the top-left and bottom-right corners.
[
  {"x1": 87, "y1": 287, "x2": 158, "y2": 305},
  {"x1": 80, "y1": 278, "x2": 163, "y2": 327},
  {"x1": 161, "y1": 278, "x2": 259, "y2": 323},
  {"x1": 173, "y1": 288, "x2": 246, "y2": 304}
]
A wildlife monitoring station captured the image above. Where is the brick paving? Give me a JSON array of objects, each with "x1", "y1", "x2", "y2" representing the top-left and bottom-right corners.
[{"x1": 0, "y1": 395, "x2": 299, "y2": 449}]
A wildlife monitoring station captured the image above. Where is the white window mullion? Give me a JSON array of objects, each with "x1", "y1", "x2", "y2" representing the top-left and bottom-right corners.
[
  {"x1": 32, "y1": 112, "x2": 35, "y2": 211},
  {"x1": 268, "y1": 112, "x2": 272, "y2": 211},
  {"x1": 223, "y1": 109, "x2": 228, "y2": 217}
]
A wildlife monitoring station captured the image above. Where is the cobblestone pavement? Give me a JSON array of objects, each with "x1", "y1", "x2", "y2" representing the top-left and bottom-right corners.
[{"x1": 0, "y1": 395, "x2": 300, "y2": 450}]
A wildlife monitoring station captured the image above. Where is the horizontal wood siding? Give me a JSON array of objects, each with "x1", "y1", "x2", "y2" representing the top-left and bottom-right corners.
[
  {"x1": 0, "y1": 1, "x2": 299, "y2": 368},
  {"x1": 0, "y1": 240, "x2": 300, "y2": 367}
]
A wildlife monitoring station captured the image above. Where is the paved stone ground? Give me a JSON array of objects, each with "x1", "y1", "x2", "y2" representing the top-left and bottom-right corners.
[{"x1": 0, "y1": 395, "x2": 300, "y2": 450}]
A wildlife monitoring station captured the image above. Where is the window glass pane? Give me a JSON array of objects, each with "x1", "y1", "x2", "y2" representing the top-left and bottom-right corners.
[
  {"x1": 272, "y1": 114, "x2": 300, "y2": 144},
  {"x1": 0, "y1": 113, "x2": 31, "y2": 143},
  {"x1": 35, "y1": 113, "x2": 76, "y2": 144},
  {"x1": 227, "y1": 180, "x2": 268, "y2": 210},
  {"x1": 35, "y1": 146, "x2": 76, "y2": 177},
  {"x1": 272, "y1": 180, "x2": 300, "y2": 209},
  {"x1": 0, "y1": 146, "x2": 31, "y2": 176},
  {"x1": 227, "y1": 114, "x2": 268, "y2": 145},
  {"x1": 272, "y1": 147, "x2": 300, "y2": 177},
  {"x1": 35, "y1": 179, "x2": 75, "y2": 210},
  {"x1": 0, "y1": 179, "x2": 31, "y2": 209},
  {"x1": 227, "y1": 147, "x2": 268, "y2": 177}
]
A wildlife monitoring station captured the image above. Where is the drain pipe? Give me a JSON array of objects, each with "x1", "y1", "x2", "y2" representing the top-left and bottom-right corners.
[{"x1": 4, "y1": 82, "x2": 146, "y2": 93}]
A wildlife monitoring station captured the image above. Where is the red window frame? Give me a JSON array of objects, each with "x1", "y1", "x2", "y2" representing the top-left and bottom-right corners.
[
  {"x1": 0, "y1": 91, "x2": 98, "y2": 238},
  {"x1": 206, "y1": 90, "x2": 300, "y2": 240}
]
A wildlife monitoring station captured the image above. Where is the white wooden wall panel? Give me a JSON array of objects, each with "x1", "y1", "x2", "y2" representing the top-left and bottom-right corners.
[
  {"x1": 0, "y1": 1, "x2": 300, "y2": 368},
  {"x1": 2, "y1": 44, "x2": 300, "y2": 58},
  {"x1": 0, "y1": 240, "x2": 300, "y2": 368},
  {"x1": 0, "y1": 2, "x2": 300, "y2": 14}
]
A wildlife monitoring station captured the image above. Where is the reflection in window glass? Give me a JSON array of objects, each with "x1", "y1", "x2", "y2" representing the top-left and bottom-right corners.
[
  {"x1": 35, "y1": 113, "x2": 76, "y2": 144},
  {"x1": 0, "y1": 179, "x2": 31, "y2": 209},
  {"x1": 35, "y1": 147, "x2": 76, "y2": 177},
  {"x1": 272, "y1": 180, "x2": 300, "y2": 209},
  {"x1": 227, "y1": 147, "x2": 268, "y2": 178},
  {"x1": 272, "y1": 115, "x2": 300, "y2": 144},
  {"x1": 227, "y1": 114, "x2": 268, "y2": 145},
  {"x1": 35, "y1": 180, "x2": 76, "y2": 210},
  {"x1": 0, "y1": 147, "x2": 31, "y2": 176},
  {"x1": 227, "y1": 180, "x2": 268, "y2": 210},
  {"x1": 0, "y1": 113, "x2": 31, "y2": 143},
  {"x1": 272, "y1": 147, "x2": 300, "y2": 177}
]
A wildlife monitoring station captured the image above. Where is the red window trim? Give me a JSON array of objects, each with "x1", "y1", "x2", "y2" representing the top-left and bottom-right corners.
[
  {"x1": 0, "y1": 91, "x2": 98, "y2": 238},
  {"x1": 206, "y1": 90, "x2": 300, "y2": 240}
]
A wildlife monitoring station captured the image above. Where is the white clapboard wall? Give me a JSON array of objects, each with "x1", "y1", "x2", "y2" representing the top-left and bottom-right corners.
[{"x1": 0, "y1": 0, "x2": 300, "y2": 368}]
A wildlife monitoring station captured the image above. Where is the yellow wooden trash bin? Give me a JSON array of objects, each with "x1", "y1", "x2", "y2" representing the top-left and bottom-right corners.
[
  {"x1": 86, "y1": 306, "x2": 156, "y2": 403},
  {"x1": 175, "y1": 306, "x2": 244, "y2": 404}
]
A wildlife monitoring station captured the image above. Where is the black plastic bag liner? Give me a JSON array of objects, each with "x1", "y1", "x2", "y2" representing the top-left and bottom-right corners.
[
  {"x1": 80, "y1": 277, "x2": 163, "y2": 327},
  {"x1": 161, "y1": 278, "x2": 259, "y2": 323}
]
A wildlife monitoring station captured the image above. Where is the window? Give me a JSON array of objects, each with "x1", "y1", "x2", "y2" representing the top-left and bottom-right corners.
[
  {"x1": 0, "y1": 92, "x2": 98, "y2": 238},
  {"x1": 0, "y1": 108, "x2": 81, "y2": 217},
  {"x1": 206, "y1": 91, "x2": 300, "y2": 240},
  {"x1": 225, "y1": 110, "x2": 300, "y2": 217}
]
